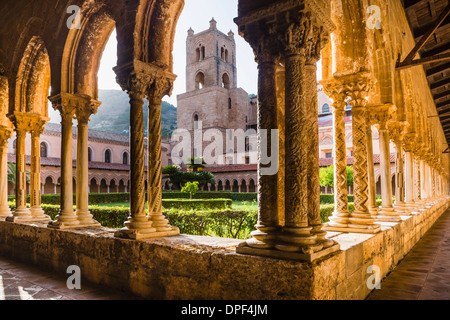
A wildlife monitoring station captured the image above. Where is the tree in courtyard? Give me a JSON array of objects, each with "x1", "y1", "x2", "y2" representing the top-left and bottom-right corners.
[
  {"x1": 319, "y1": 165, "x2": 354, "y2": 191},
  {"x1": 181, "y1": 181, "x2": 199, "y2": 200}
]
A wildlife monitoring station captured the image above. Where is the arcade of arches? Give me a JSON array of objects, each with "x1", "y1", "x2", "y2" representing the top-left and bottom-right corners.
[{"x1": 1, "y1": 0, "x2": 450, "y2": 300}]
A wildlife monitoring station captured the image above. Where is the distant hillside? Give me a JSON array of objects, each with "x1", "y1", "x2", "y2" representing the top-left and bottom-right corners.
[{"x1": 48, "y1": 89, "x2": 177, "y2": 137}]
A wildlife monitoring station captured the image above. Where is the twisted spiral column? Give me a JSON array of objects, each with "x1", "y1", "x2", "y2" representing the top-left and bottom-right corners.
[
  {"x1": 321, "y1": 80, "x2": 350, "y2": 227},
  {"x1": 343, "y1": 75, "x2": 380, "y2": 233},
  {"x1": 120, "y1": 91, "x2": 156, "y2": 237},
  {"x1": 147, "y1": 78, "x2": 176, "y2": 233}
]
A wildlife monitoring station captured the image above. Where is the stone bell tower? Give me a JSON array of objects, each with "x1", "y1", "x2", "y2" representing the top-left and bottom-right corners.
[
  {"x1": 177, "y1": 19, "x2": 252, "y2": 163},
  {"x1": 185, "y1": 18, "x2": 237, "y2": 92}
]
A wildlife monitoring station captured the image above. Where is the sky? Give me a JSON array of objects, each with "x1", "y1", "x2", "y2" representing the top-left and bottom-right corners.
[{"x1": 97, "y1": 0, "x2": 258, "y2": 106}]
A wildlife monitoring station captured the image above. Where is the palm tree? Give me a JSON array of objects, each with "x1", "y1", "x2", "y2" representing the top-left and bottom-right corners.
[{"x1": 7, "y1": 162, "x2": 30, "y2": 185}]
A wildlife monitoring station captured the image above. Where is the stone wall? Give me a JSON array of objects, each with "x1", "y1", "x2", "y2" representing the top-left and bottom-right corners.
[{"x1": 0, "y1": 198, "x2": 448, "y2": 300}]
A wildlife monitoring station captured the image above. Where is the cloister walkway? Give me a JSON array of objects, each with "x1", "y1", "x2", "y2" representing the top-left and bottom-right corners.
[
  {"x1": 0, "y1": 255, "x2": 138, "y2": 300},
  {"x1": 368, "y1": 209, "x2": 450, "y2": 300}
]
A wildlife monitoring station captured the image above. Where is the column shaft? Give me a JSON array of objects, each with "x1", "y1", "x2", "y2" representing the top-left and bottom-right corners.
[
  {"x1": 332, "y1": 99, "x2": 349, "y2": 221},
  {"x1": 366, "y1": 121, "x2": 377, "y2": 214},
  {"x1": 75, "y1": 119, "x2": 99, "y2": 226},
  {"x1": 0, "y1": 143, "x2": 11, "y2": 217},
  {"x1": 147, "y1": 98, "x2": 171, "y2": 231},
  {"x1": 13, "y1": 129, "x2": 29, "y2": 216},
  {"x1": 284, "y1": 53, "x2": 309, "y2": 229},
  {"x1": 249, "y1": 59, "x2": 280, "y2": 247},
  {"x1": 29, "y1": 131, "x2": 48, "y2": 220},
  {"x1": 378, "y1": 122, "x2": 394, "y2": 212}
]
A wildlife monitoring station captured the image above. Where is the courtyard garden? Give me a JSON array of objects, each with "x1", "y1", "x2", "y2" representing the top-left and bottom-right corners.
[{"x1": 7, "y1": 191, "x2": 382, "y2": 240}]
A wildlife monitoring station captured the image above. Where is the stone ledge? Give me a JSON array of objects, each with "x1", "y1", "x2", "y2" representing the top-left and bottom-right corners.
[{"x1": 0, "y1": 197, "x2": 449, "y2": 300}]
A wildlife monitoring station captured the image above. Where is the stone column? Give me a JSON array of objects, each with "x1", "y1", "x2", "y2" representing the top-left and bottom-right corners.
[
  {"x1": 305, "y1": 61, "x2": 333, "y2": 248},
  {"x1": 29, "y1": 127, "x2": 50, "y2": 221},
  {"x1": 48, "y1": 95, "x2": 79, "y2": 229},
  {"x1": 0, "y1": 126, "x2": 13, "y2": 218},
  {"x1": 404, "y1": 150, "x2": 419, "y2": 213},
  {"x1": 146, "y1": 75, "x2": 179, "y2": 235},
  {"x1": 243, "y1": 36, "x2": 281, "y2": 249},
  {"x1": 6, "y1": 120, "x2": 31, "y2": 222},
  {"x1": 277, "y1": 25, "x2": 319, "y2": 253},
  {"x1": 341, "y1": 73, "x2": 380, "y2": 233},
  {"x1": 75, "y1": 102, "x2": 101, "y2": 227},
  {"x1": 420, "y1": 159, "x2": 429, "y2": 204},
  {"x1": 235, "y1": 4, "x2": 339, "y2": 261},
  {"x1": 366, "y1": 115, "x2": 378, "y2": 215},
  {"x1": 374, "y1": 109, "x2": 400, "y2": 222},
  {"x1": 115, "y1": 77, "x2": 155, "y2": 239},
  {"x1": 321, "y1": 80, "x2": 350, "y2": 228}
]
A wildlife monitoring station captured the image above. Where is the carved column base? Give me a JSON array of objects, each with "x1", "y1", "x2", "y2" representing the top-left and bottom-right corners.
[
  {"x1": 6, "y1": 208, "x2": 36, "y2": 223},
  {"x1": 375, "y1": 207, "x2": 402, "y2": 222},
  {"x1": 76, "y1": 210, "x2": 101, "y2": 228},
  {"x1": 114, "y1": 216, "x2": 179, "y2": 240},
  {"x1": 29, "y1": 207, "x2": 51, "y2": 221},
  {"x1": 114, "y1": 225, "x2": 180, "y2": 240},
  {"x1": 148, "y1": 213, "x2": 173, "y2": 232},
  {"x1": 236, "y1": 241, "x2": 340, "y2": 263},
  {"x1": 239, "y1": 225, "x2": 340, "y2": 262},
  {"x1": 0, "y1": 206, "x2": 12, "y2": 218},
  {"x1": 394, "y1": 202, "x2": 412, "y2": 215},
  {"x1": 324, "y1": 211, "x2": 382, "y2": 234},
  {"x1": 48, "y1": 211, "x2": 81, "y2": 229},
  {"x1": 368, "y1": 206, "x2": 379, "y2": 215}
]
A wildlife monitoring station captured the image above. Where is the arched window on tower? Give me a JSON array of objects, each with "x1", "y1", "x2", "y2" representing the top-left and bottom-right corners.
[
  {"x1": 104, "y1": 149, "x2": 112, "y2": 164},
  {"x1": 221, "y1": 47, "x2": 225, "y2": 60},
  {"x1": 123, "y1": 151, "x2": 129, "y2": 165},
  {"x1": 88, "y1": 147, "x2": 93, "y2": 162},
  {"x1": 196, "y1": 48, "x2": 201, "y2": 62},
  {"x1": 194, "y1": 114, "x2": 199, "y2": 130},
  {"x1": 225, "y1": 49, "x2": 229, "y2": 63},
  {"x1": 201, "y1": 46, "x2": 205, "y2": 60},
  {"x1": 228, "y1": 98, "x2": 232, "y2": 109},
  {"x1": 222, "y1": 73, "x2": 230, "y2": 89},
  {"x1": 195, "y1": 72, "x2": 205, "y2": 89},
  {"x1": 40, "y1": 142, "x2": 48, "y2": 158},
  {"x1": 322, "y1": 103, "x2": 330, "y2": 114}
]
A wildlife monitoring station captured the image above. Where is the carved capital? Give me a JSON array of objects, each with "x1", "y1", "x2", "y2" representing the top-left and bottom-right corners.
[
  {"x1": 367, "y1": 104, "x2": 395, "y2": 128},
  {"x1": 147, "y1": 73, "x2": 176, "y2": 106},
  {"x1": 75, "y1": 99, "x2": 101, "y2": 124},
  {"x1": 8, "y1": 112, "x2": 49, "y2": 133},
  {"x1": 235, "y1": 0, "x2": 333, "y2": 65},
  {"x1": 0, "y1": 125, "x2": 13, "y2": 146},
  {"x1": 335, "y1": 72, "x2": 375, "y2": 109},
  {"x1": 320, "y1": 79, "x2": 347, "y2": 111},
  {"x1": 114, "y1": 60, "x2": 177, "y2": 103}
]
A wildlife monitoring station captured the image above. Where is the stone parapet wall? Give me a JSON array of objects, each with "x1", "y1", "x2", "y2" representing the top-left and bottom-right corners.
[{"x1": 0, "y1": 197, "x2": 449, "y2": 300}]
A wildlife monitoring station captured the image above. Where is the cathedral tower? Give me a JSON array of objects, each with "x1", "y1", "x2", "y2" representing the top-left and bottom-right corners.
[{"x1": 177, "y1": 19, "x2": 254, "y2": 164}]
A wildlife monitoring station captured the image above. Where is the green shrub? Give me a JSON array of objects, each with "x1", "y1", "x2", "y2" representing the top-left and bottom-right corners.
[
  {"x1": 164, "y1": 208, "x2": 257, "y2": 239},
  {"x1": 162, "y1": 198, "x2": 232, "y2": 210}
]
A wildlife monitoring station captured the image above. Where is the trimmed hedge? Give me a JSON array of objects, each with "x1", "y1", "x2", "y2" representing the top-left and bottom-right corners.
[
  {"x1": 162, "y1": 199, "x2": 232, "y2": 210},
  {"x1": 6, "y1": 198, "x2": 384, "y2": 240},
  {"x1": 162, "y1": 191, "x2": 257, "y2": 201}
]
